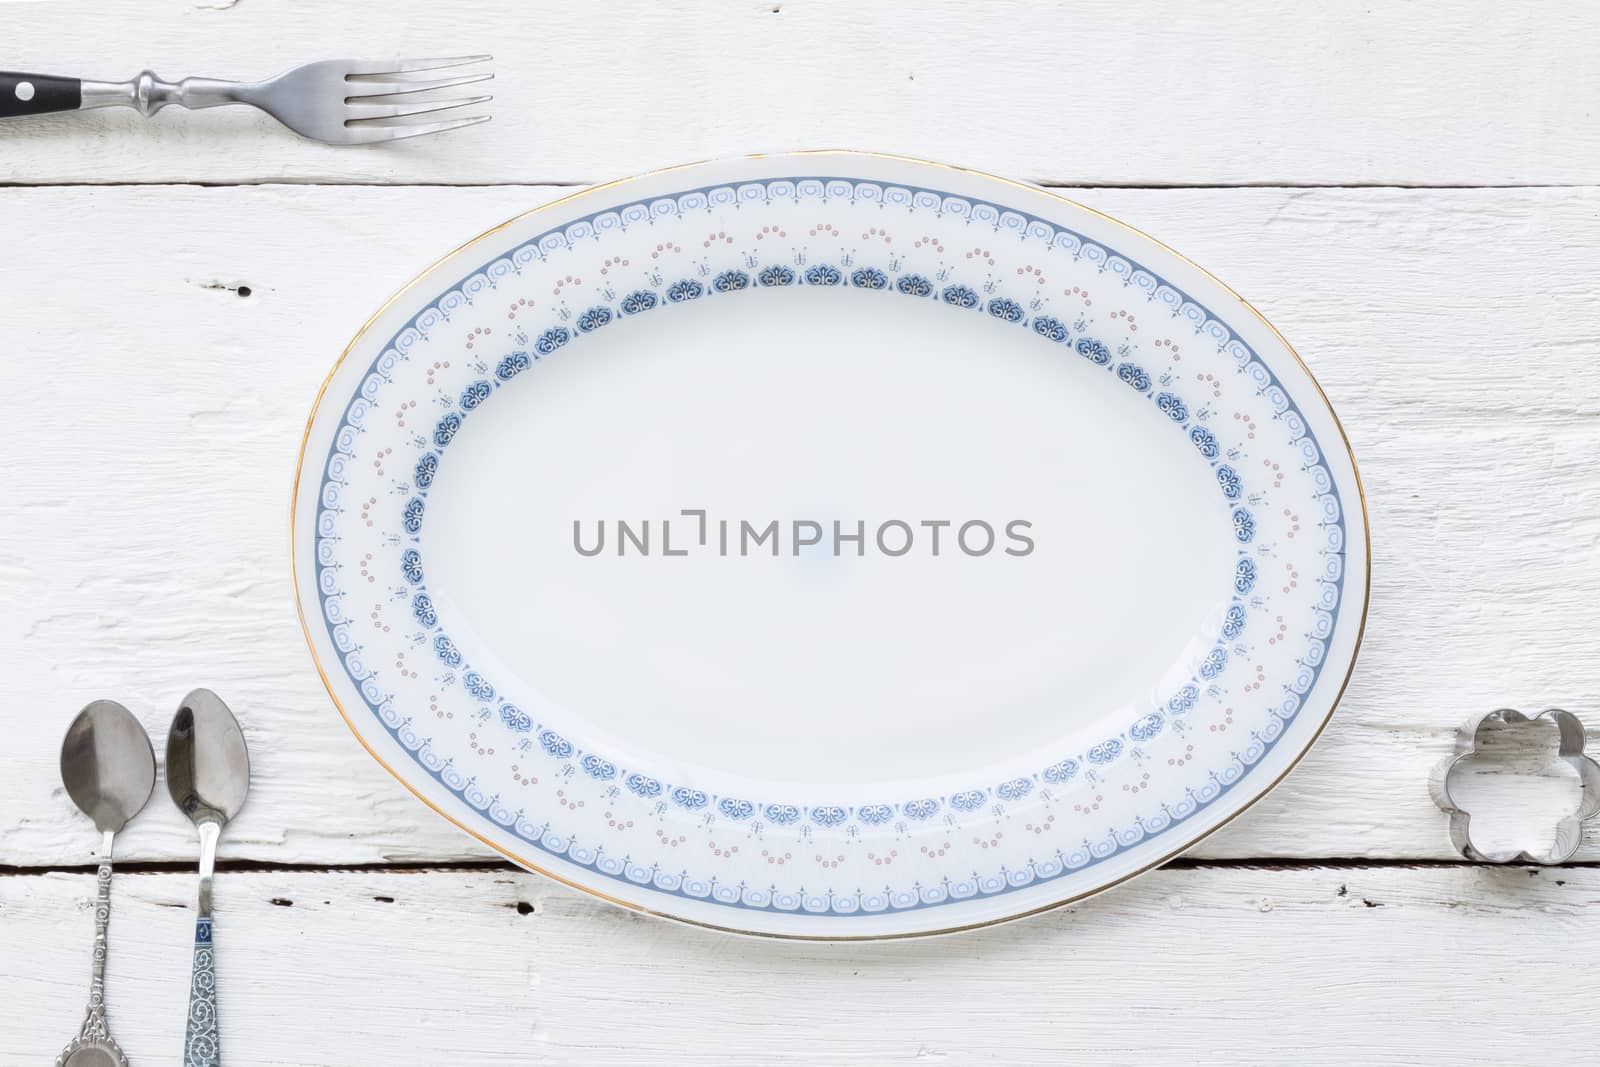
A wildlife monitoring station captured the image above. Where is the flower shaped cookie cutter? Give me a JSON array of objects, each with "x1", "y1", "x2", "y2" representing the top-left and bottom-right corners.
[{"x1": 1430, "y1": 708, "x2": 1600, "y2": 864}]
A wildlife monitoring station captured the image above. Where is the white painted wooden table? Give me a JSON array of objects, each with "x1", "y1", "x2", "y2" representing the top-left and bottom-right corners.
[{"x1": 4, "y1": 3, "x2": 1598, "y2": 1063}]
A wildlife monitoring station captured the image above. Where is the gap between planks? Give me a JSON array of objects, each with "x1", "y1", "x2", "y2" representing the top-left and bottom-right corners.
[
  {"x1": 3, "y1": 179, "x2": 1600, "y2": 191},
  {"x1": 5, "y1": 856, "x2": 1596, "y2": 878}
]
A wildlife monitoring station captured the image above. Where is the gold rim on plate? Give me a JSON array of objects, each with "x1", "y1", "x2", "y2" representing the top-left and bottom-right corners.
[{"x1": 290, "y1": 150, "x2": 1371, "y2": 940}]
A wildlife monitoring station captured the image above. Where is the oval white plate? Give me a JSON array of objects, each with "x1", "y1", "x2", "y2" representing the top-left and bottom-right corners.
[{"x1": 293, "y1": 152, "x2": 1368, "y2": 938}]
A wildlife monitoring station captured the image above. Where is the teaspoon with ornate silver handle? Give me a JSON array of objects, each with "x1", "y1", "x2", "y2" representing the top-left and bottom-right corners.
[
  {"x1": 166, "y1": 688, "x2": 251, "y2": 1067},
  {"x1": 57, "y1": 699, "x2": 156, "y2": 1067}
]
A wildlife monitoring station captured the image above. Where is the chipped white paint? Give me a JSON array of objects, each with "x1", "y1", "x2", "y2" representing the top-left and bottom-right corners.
[
  {"x1": 4, "y1": 866, "x2": 1598, "y2": 1066},
  {"x1": 0, "y1": 1, "x2": 1596, "y2": 185},
  {"x1": 4, "y1": 183, "x2": 1598, "y2": 869},
  {"x1": 4, "y1": 1, "x2": 1600, "y2": 1059}
]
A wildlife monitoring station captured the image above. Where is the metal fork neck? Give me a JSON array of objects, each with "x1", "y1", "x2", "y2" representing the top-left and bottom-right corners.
[{"x1": 81, "y1": 72, "x2": 241, "y2": 115}]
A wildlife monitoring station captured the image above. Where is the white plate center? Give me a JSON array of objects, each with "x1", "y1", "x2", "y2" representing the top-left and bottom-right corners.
[{"x1": 424, "y1": 289, "x2": 1236, "y2": 787}]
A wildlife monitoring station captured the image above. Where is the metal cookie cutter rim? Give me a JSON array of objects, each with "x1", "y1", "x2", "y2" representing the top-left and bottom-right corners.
[{"x1": 1429, "y1": 707, "x2": 1600, "y2": 865}]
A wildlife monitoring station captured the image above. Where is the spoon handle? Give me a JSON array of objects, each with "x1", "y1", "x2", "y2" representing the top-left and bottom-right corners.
[
  {"x1": 82, "y1": 830, "x2": 115, "y2": 1039},
  {"x1": 183, "y1": 820, "x2": 221, "y2": 1067},
  {"x1": 54, "y1": 831, "x2": 132, "y2": 1067},
  {"x1": 183, "y1": 915, "x2": 219, "y2": 1066}
]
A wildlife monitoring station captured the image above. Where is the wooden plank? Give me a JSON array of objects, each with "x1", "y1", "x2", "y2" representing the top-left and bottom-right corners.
[
  {"x1": 4, "y1": 865, "x2": 1596, "y2": 1065},
  {"x1": 4, "y1": 184, "x2": 1599, "y2": 868},
  {"x1": 0, "y1": 1, "x2": 1598, "y2": 186}
]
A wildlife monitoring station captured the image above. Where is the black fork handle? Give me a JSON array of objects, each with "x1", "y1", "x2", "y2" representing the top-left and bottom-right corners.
[{"x1": 0, "y1": 72, "x2": 81, "y2": 118}]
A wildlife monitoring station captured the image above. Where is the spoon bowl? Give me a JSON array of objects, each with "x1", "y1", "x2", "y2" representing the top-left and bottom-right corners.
[
  {"x1": 60, "y1": 699, "x2": 156, "y2": 833},
  {"x1": 166, "y1": 687, "x2": 251, "y2": 827}
]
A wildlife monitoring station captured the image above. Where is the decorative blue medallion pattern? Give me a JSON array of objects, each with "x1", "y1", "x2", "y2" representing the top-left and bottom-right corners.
[
  {"x1": 312, "y1": 175, "x2": 1349, "y2": 917},
  {"x1": 183, "y1": 916, "x2": 218, "y2": 1067}
]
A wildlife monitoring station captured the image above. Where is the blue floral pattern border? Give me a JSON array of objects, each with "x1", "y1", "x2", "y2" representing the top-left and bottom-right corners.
[
  {"x1": 400, "y1": 262, "x2": 1256, "y2": 819},
  {"x1": 312, "y1": 175, "x2": 1349, "y2": 917}
]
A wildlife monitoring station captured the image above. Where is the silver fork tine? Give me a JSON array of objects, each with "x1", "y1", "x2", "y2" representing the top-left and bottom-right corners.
[
  {"x1": 344, "y1": 114, "x2": 492, "y2": 144},
  {"x1": 345, "y1": 72, "x2": 494, "y2": 100},
  {"x1": 345, "y1": 95, "x2": 492, "y2": 123},
  {"x1": 341, "y1": 56, "x2": 492, "y2": 77}
]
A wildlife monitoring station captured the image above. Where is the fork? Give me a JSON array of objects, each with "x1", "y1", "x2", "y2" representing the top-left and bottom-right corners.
[{"x1": 0, "y1": 56, "x2": 492, "y2": 144}]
